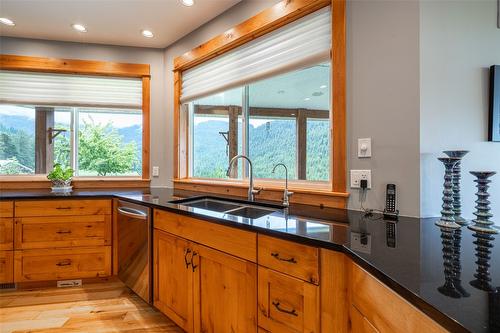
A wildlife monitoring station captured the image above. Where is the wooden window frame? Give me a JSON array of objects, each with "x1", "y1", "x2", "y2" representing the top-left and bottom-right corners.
[
  {"x1": 0, "y1": 54, "x2": 151, "y2": 189},
  {"x1": 172, "y1": 0, "x2": 347, "y2": 208}
]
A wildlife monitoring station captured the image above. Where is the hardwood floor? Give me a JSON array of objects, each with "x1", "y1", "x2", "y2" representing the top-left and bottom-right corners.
[{"x1": 0, "y1": 281, "x2": 183, "y2": 333}]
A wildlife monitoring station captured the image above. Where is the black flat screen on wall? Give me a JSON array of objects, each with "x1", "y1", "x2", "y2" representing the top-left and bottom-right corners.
[{"x1": 489, "y1": 65, "x2": 500, "y2": 142}]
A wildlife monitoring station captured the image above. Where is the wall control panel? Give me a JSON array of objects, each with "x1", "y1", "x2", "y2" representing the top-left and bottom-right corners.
[{"x1": 358, "y1": 138, "x2": 372, "y2": 158}]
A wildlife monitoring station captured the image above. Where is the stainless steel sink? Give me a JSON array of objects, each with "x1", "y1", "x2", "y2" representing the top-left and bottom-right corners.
[
  {"x1": 170, "y1": 197, "x2": 281, "y2": 219},
  {"x1": 172, "y1": 198, "x2": 242, "y2": 213}
]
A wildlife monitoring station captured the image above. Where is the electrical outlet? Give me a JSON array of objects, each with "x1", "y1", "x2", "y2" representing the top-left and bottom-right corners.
[
  {"x1": 350, "y1": 232, "x2": 372, "y2": 254},
  {"x1": 350, "y1": 170, "x2": 372, "y2": 189},
  {"x1": 152, "y1": 166, "x2": 159, "y2": 177}
]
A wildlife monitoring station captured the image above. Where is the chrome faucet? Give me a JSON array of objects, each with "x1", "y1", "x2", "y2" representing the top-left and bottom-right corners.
[
  {"x1": 272, "y1": 163, "x2": 293, "y2": 207},
  {"x1": 226, "y1": 155, "x2": 260, "y2": 201}
]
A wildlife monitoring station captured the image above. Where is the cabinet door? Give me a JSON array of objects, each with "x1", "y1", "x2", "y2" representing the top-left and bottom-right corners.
[
  {"x1": 154, "y1": 230, "x2": 193, "y2": 332},
  {"x1": 192, "y1": 244, "x2": 257, "y2": 333},
  {"x1": 258, "y1": 267, "x2": 319, "y2": 333},
  {"x1": 349, "y1": 305, "x2": 379, "y2": 333},
  {"x1": 0, "y1": 251, "x2": 13, "y2": 283}
]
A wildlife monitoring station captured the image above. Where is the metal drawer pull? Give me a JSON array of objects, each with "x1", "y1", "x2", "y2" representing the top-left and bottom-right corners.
[
  {"x1": 56, "y1": 230, "x2": 72, "y2": 234},
  {"x1": 184, "y1": 248, "x2": 192, "y2": 268},
  {"x1": 117, "y1": 207, "x2": 148, "y2": 220},
  {"x1": 272, "y1": 301, "x2": 298, "y2": 316},
  {"x1": 56, "y1": 207, "x2": 72, "y2": 210},
  {"x1": 191, "y1": 251, "x2": 198, "y2": 272},
  {"x1": 271, "y1": 252, "x2": 297, "y2": 264},
  {"x1": 56, "y1": 259, "x2": 72, "y2": 266}
]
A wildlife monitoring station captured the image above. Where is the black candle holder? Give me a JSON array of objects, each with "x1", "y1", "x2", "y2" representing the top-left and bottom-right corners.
[
  {"x1": 469, "y1": 230, "x2": 496, "y2": 292},
  {"x1": 436, "y1": 157, "x2": 461, "y2": 229},
  {"x1": 437, "y1": 226, "x2": 462, "y2": 298},
  {"x1": 443, "y1": 150, "x2": 469, "y2": 225},
  {"x1": 468, "y1": 171, "x2": 498, "y2": 234}
]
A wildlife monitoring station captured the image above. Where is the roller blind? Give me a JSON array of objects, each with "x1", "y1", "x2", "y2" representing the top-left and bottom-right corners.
[
  {"x1": 0, "y1": 70, "x2": 142, "y2": 109},
  {"x1": 181, "y1": 7, "x2": 331, "y2": 103}
]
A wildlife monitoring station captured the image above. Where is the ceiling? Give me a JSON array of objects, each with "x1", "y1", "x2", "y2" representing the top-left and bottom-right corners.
[{"x1": 0, "y1": 0, "x2": 241, "y2": 48}]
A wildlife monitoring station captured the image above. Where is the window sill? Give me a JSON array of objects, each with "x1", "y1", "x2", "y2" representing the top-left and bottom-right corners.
[
  {"x1": 0, "y1": 176, "x2": 150, "y2": 189},
  {"x1": 173, "y1": 178, "x2": 349, "y2": 209}
]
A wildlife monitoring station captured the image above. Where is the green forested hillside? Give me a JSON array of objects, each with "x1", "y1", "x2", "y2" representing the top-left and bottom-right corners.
[{"x1": 193, "y1": 119, "x2": 329, "y2": 181}]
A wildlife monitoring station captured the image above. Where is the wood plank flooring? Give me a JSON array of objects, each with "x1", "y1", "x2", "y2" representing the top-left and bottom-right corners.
[{"x1": 0, "y1": 281, "x2": 183, "y2": 333}]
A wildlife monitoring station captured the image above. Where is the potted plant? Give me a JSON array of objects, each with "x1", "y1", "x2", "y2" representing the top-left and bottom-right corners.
[{"x1": 47, "y1": 164, "x2": 74, "y2": 192}]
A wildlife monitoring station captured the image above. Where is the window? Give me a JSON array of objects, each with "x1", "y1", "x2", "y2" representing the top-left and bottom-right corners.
[
  {"x1": 189, "y1": 87, "x2": 243, "y2": 179},
  {"x1": 186, "y1": 63, "x2": 330, "y2": 182},
  {"x1": 0, "y1": 105, "x2": 142, "y2": 176},
  {"x1": 0, "y1": 68, "x2": 146, "y2": 178}
]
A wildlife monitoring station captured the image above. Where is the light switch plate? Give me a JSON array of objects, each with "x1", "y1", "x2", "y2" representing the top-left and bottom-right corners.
[
  {"x1": 152, "y1": 166, "x2": 159, "y2": 177},
  {"x1": 350, "y1": 170, "x2": 372, "y2": 189},
  {"x1": 358, "y1": 138, "x2": 372, "y2": 158}
]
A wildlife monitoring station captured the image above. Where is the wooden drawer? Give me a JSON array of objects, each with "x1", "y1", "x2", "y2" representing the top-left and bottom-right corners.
[
  {"x1": 0, "y1": 218, "x2": 14, "y2": 250},
  {"x1": 154, "y1": 209, "x2": 257, "y2": 262},
  {"x1": 14, "y1": 215, "x2": 112, "y2": 249},
  {"x1": 14, "y1": 246, "x2": 111, "y2": 282},
  {"x1": 258, "y1": 267, "x2": 319, "y2": 333},
  {"x1": 15, "y1": 199, "x2": 111, "y2": 217},
  {"x1": 258, "y1": 235, "x2": 319, "y2": 284},
  {"x1": 351, "y1": 264, "x2": 447, "y2": 333},
  {"x1": 0, "y1": 201, "x2": 14, "y2": 218},
  {"x1": 0, "y1": 251, "x2": 14, "y2": 283}
]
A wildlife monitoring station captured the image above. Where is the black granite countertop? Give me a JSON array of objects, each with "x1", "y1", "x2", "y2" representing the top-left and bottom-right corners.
[{"x1": 1, "y1": 187, "x2": 499, "y2": 333}]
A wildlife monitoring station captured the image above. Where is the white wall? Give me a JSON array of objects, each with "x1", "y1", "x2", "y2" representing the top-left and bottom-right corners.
[
  {"x1": 161, "y1": 0, "x2": 281, "y2": 187},
  {"x1": 420, "y1": 0, "x2": 500, "y2": 223},
  {"x1": 346, "y1": 0, "x2": 421, "y2": 216},
  {"x1": 0, "y1": 37, "x2": 168, "y2": 187}
]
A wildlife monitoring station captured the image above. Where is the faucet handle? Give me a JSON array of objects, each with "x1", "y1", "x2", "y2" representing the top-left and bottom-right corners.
[{"x1": 252, "y1": 187, "x2": 262, "y2": 195}]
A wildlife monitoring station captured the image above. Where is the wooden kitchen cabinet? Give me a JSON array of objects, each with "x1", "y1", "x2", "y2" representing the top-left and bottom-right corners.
[
  {"x1": 0, "y1": 250, "x2": 14, "y2": 283},
  {"x1": 349, "y1": 305, "x2": 379, "y2": 333},
  {"x1": 153, "y1": 226, "x2": 257, "y2": 333},
  {"x1": 258, "y1": 234, "x2": 319, "y2": 285},
  {"x1": 11, "y1": 199, "x2": 113, "y2": 283},
  {"x1": 193, "y1": 243, "x2": 257, "y2": 333},
  {"x1": 14, "y1": 215, "x2": 111, "y2": 249},
  {"x1": 349, "y1": 263, "x2": 447, "y2": 333},
  {"x1": 14, "y1": 246, "x2": 111, "y2": 282},
  {"x1": 0, "y1": 218, "x2": 14, "y2": 250},
  {"x1": 258, "y1": 267, "x2": 319, "y2": 333},
  {"x1": 154, "y1": 230, "x2": 194, "y2": 332}
]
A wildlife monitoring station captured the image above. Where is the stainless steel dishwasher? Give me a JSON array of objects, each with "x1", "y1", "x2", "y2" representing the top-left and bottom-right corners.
[{"x1": 117, "y1": 200, "x2": 152, "y2": 303}]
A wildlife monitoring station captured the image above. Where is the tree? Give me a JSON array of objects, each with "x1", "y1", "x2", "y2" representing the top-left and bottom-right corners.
[
  {"x1": 78, "y1": 119, "x2": 139, "y2": 176},
  {"x1": 0, "y1": 132, "x2": 17, "y2": 159},
  {"x1": 54, "y1": 127, "x2": 71, "y2": 168}
]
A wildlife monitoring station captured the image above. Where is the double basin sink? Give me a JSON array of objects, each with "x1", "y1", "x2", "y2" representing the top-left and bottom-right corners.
[{"x1": 170, "y1": 197, "x2": 283, "y2": 219}]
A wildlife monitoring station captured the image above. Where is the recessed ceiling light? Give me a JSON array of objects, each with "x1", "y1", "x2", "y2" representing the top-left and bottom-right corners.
[
  {"x1": 0, "y1": 18, "x2": 15, "y2": 26},
  {"x1": 71, "y1": 24, "x2": 87, "y2": 33},
  {"x1": 142, "y1": 30, "x2": 154, "y2": 38},
  {"x1": 304, "y1": 97, "x2": 311, "y2": 101},
  {"x1": 181, "y1": 0, "x2": 194, "y2": 7},
  {"x1": 320, "y1": 85, "x2": 327, "y2": 89}
]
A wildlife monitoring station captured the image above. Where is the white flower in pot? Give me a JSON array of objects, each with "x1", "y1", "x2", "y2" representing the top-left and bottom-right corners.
[{"x1": 47, "y1": 164, "x2": 74, "y2": 193}]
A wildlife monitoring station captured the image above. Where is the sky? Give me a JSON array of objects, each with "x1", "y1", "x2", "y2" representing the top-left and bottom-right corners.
[{"x1": 0, "y1": 104, "x2": 141, "y2": 128}]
